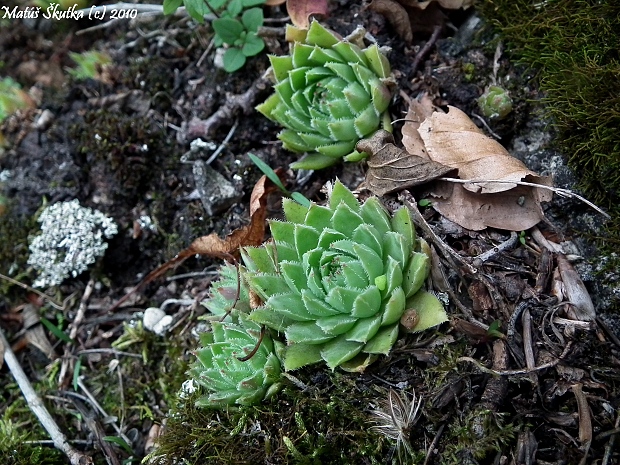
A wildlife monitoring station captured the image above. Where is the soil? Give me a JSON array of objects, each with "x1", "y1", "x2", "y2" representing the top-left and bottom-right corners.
[{"x1": 1, "y1": 1, "x2": 619, "y2": 465}]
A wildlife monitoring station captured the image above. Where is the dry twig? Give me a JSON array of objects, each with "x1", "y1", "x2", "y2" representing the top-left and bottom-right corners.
[{"x1": 0, "y1": 325, "x2": 93, "y2": 465}]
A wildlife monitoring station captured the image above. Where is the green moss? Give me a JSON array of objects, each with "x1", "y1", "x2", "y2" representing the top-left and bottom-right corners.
[
  {"x1": 478, "y1": 0, "x2": 620, "y2": 248},
  {"x1": 150, "y1": 369, "x2": 403, "y2": 464},
  {"x1": 0, "y1": 391, "x2": 65, "y2": 465}
]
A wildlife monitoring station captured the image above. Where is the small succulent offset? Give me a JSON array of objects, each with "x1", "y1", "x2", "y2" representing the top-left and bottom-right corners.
[
  {"x1": 190, "y1": 313, "x2": 283, "y2": 408},
  {"x1": 242, "y1": 181, "x2": 447, "y2": 370},
  {"x1": 256, "y1": 21, "x2": 393, "y2": 170},
  {"x1": 28, "y1": 200, "x2": 118, "y2": 288},
  {"x1": 478, "y1": 85, "x2": 513, "y2": 120}
]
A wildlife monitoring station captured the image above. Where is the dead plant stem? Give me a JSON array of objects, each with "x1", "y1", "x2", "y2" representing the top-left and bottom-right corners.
[{"x1": 0, "y1": 325, "x2": 93, "y2": 465}]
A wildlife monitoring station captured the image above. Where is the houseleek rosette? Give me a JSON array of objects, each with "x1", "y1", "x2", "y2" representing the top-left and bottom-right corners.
[
  {"x1": 242, "y1": 181, "x2": 447, "y2": 370},
  {"x1": 190, "y1": 313, "x2": 282, "y2": 408},
  {"x1": 201, "y1": 262, "x2": 252, "y2": 318},
  {"x1": 256, "y1": 21, "x2": 393, "y2": 170}
]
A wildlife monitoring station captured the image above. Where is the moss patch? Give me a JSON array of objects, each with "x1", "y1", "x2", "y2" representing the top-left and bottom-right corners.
[{"x1": 479, "y1": 0, "x2": 620, "y2": 248}]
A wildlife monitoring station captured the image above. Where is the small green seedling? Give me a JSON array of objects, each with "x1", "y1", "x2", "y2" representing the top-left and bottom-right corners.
[
  {"x1": 518, "y1": 231, "x2": 526, "y2": 246},
  {"x1": 212, "y1": 8, "x2": 265, "y2": 72},
  {"x1": 486, "y1": 320, "x2": 505, "y2": 340},
  {"x1": 418, "y1": 199, "x2": 432, "y2": 207},
  {"x1": 248, "y1": 153, "x2": 310, "y2": 207}
]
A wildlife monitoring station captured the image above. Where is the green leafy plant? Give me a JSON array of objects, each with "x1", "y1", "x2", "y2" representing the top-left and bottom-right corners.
[
  {"x1": 212, "y1": 7, "x2": 265, "y2": 72},
  {"x1": 163, "y1": 0, "x2": 265, "y2": 23},
  {"x1": 162, "y1": 0, "x2": 266, "y2": 72},
  {"x1": 248, "y1": 153, "x2": 311, "y2": 207},
  {"x1": 189, "y1": 313, "x2": 283, "y2": 408},
  {"x1": 242, "y1": 180, "x2": 447, "y2": 370},
  {"x1": 256, "y1": 20, "x2": 394, "y2": 170}
]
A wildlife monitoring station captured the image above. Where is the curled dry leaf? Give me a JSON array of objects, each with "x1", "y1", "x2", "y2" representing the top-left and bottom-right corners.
[
  {"x1": 556, "y1": 254, "x2": 596, "y2": 321},
  {"x1": 357, "y1": 130, "x2": 454, "y2": 196},
  {"x1": 418, "y1": 106, "x2": 552, "y2": 194},
  {"x1": 403, "y1": 100, "x2": 553, "y2": 231},
  {"x1": 286, "y1": 0, "x2": 329, "y2": 29},
  {"x1": 369, "y1": 0, "x2": 413, "y2": 43}
]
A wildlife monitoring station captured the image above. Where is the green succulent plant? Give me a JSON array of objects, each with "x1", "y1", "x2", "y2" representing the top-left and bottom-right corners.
[
  {"x1": 202, "y1": 262, "x2": 252, "y2": 317},
  {"x1": 478, "y1": 85, "x2": 513, "y2": 120},
  {"x1": 256, "y1": 21, "x2": 394, "y2": 170},
  {"x1": 190, "y1": 313, "x2": 283, "y2": 408},
  {"x1": 242, "y1": 181, "x2": 447, "y2": 371}
]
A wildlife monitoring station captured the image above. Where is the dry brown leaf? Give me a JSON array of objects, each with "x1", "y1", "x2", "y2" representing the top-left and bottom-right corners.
[
  {"x1": 369, "y1": 0, "x2": 413, "y2": 43},
  {"x1": 557, "y1": 255, "x2": 596, "y2": 321},
  {"x1": 357, "y1": 130, "x2": 454, "y2": 196},
  {"x1": 401, "y1": 101, "x2": 553, "y2": 231},
  {"x1": 429, "y1": 181, "x2": 549, "y2": 231},
  {"x1": 265, "y1": 0, "x2": 286, "y2": 5},
  {"x1": 287, "y1": 0, "x2": 329, "y2": 29},
  {"x1": 401, "y1": 93, "x2": 436, "y2": 158},
  {"x1": 108, "y1": 171, "x2": 281, "y2": 311},
  {"x1": 418, "y1": 106, "x2": 553, "y2": 194}
]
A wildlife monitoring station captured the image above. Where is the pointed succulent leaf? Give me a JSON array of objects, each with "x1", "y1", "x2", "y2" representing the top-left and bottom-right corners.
[
  {"x1": 362, "y1": 324, "x2": 399, "y2": 354},
  {"x1": 364, "y1": 44, "x2": 391, "y2": 78},
  {"x1": 391, "y1": 206, "x2": 415, "y2": 252},
  {"x1": 381, "y1": 287, "x2": 406, "y2": 326},
  {"x1": 286, "y1": 321, "x2": 332, "y2": 344},
  {"x1": 306, "y1": 20, "x2": 340, "y2": 47},
  {"x1": 242, "y1": 246, "x2": 276, "y2": 274},
  {"x1": 282, "y1": 198, "x2": 309, "y2": 224},
  {"x1": 283, "y1": 343, "x2": 323, "y2": 370},
  {"x1": 345, "y1": 314, "x2": 382, "y2": 343},
  {"x1": 329, "y1": 179, "x2": 360, "y2": 211},
  {"x1": 404, "y1": 290, "x2": 449, "y2": 332},
  {"x1": 403, "y1": 252, "x2": 430, "y2": 298},
  {"x1": 281, "y1": 261, "x2": 308, "y2": 293},
  {"x1": 320, "y1": 334, "x2": 364, "y2": 369}
]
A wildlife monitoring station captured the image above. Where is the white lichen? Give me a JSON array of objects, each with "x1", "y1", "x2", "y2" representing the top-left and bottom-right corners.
[{"x1": 28, "y1": 200, "x2": 118, "y2": 287}]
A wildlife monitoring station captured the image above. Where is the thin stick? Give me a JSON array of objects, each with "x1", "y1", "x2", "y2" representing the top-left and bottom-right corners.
[
  {"x1": 399, "y1": 191, "x2": 478, "y2": 275},
  {"x1": 411, "y1": 25, "x2": 442, "y2": 75},
  {"x1": 458, "y1": 341, "x2": 572, "y2": 376},
  {"x1": 0, "y1": 326, "x2": 93, "y2": 465},
  {"x1": 0, "y1": 272, "x2": 64, "y2": 310},
  {"x1": 439, "y1": 177, "x2": 610, "y2": 218}
]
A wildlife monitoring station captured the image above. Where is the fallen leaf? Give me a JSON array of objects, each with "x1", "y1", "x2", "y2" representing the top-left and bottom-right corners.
[
  {"x1": 108, "y1": 171, "x2": 282, "y2": 311},
  {"x1": 369, "y1": 0, "x2": 412, "y2": 42},
  {"x1": 357, "y1": 130, "x2": 454, "y2": 196},
  {"x1": 417, "y1": 106, "x2": 553, "y2": 194},
  {"x1": 265, "y1": 0, "x2": 286, "y2": 5},
  {"x1": 287, "y1": 0, "x2": 329, "y2": 29},
  {"x1": 557, "y1": 254, "x2": 596, "y2": 321},
  {"x1": 429, "y1": 181, "x2": 549, "y2": 231},
  {"x1": 402, "y1": 100, "x2": 553, "y2": 231},
  {"x1": 401, "y1": 93, "x2": 436, "y2": 157}
]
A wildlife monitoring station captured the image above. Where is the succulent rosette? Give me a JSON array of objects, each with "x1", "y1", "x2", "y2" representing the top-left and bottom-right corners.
[
  {"x1": 256, "y1": 21, "x2": 393, "y2": 170},
  {"x1": 201, "y1": 262, "x2": 252, "y2": 318},
  {"x1": 190, "y1": 313, "x2": 283, "y2": 408},
  {"x1": 242, "y1": 181, "x2": 447, "y2": 370}
]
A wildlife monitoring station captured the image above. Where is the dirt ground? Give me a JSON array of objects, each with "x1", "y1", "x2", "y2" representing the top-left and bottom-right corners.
[{"x1": 1, "y1": 1, "x2": 619, "y2": 464}]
